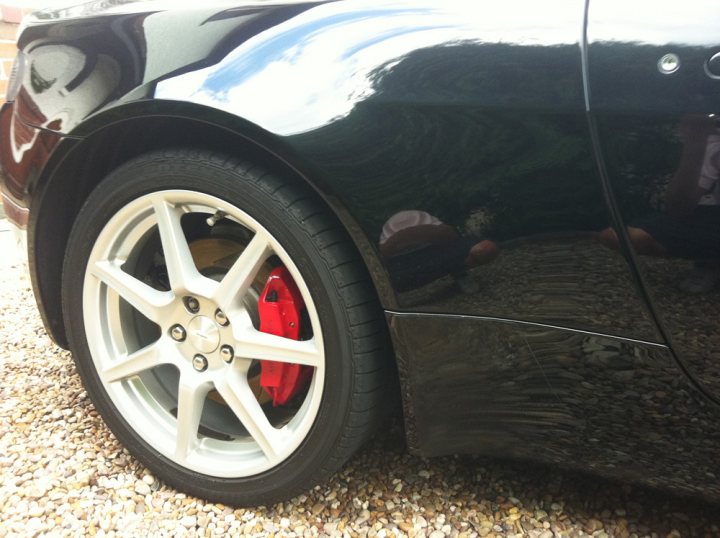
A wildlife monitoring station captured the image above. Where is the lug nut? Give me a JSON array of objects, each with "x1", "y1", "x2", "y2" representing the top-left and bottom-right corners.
[
  {"x1": 215, "y1": 309, "x2": 229, "y2": 326},
  {"x1": 192, "y1": 354, "x2": 208, "y2": 372},
  {"x1": 219, "y1": 344, "x2": 234, "y2": 363},
  {"x1": 170, "y1": 324, "x2": 186, "y2": 342},
  {"x1": 184, "y1": 296, "x2": 200, "y2": 313}
]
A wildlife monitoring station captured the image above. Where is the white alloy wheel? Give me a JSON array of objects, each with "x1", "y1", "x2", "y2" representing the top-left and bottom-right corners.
[{"x1": 83, "y1": 189, "x2": 325, "y2": 477}]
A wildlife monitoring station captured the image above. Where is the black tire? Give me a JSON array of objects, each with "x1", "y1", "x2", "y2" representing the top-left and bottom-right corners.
[{"x1": 62, "y1": 148, "x2": 390, "y2": 506}]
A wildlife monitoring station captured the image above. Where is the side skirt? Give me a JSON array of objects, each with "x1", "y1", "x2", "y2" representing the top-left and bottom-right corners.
[{"x1": 387, "y1": 311, "x2": 720, "y2": 500}]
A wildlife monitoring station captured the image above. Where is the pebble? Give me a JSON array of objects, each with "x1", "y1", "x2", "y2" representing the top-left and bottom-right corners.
[
  {"x1": 135, "y1": 483, "x2": 151, "y2": 497},
  {"x1": 180, "y1": 516, "x2": 197, "y2": 528}
]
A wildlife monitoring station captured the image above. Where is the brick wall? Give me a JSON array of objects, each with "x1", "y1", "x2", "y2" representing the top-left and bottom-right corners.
[{"x1": 0, "y1": 21, "x2": 18, "y2": 103}]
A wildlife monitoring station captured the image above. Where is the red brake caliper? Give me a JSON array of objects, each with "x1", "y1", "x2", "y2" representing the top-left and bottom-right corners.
[{"x1": 257, "y1": 266, "x2": 312, "y2": 406}]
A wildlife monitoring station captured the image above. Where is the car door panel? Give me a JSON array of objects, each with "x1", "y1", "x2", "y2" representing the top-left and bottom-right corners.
[{"x1": 587, "y1": 0, "x2": 720, "y2": 399}]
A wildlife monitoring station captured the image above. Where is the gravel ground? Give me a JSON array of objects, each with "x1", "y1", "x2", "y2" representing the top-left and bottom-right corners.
[{"x1": 1, "y1": 227, "x2": 720, "y2": 537}]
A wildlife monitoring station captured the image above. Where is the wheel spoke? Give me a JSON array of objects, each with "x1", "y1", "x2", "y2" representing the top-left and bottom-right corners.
[
  {"x1": 234, "y1": 328, "x2": 321, "y2": 367},
  {"x1": 91, "y1": 260, "x2": 173, "y2": 323},
  {"x1": 100, "y1": 341, "x2": 166, "y2": 383},
  {"x1": 153, "y1": 198, "x2": 203, "y2": 295},
  {"x1": 213, "y1": 232, "x2": 271, "y2": 314},
  {"x1": 214, "y1": 373, "x2": 280, "y2": 463},
  {"x1": 174, "y1": 377, "x2": 210, "y2": 464}
]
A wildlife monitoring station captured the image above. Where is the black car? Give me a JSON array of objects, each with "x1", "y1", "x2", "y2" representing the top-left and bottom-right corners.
[{"x1": 2, "y1": 0, "x2": 720, "y2": 506}]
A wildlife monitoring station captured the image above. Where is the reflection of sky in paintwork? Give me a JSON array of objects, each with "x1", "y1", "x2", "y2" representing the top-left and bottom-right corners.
[
  {"x1": 202, "y1": 9, "x2": 433, "y2": 85},
  {"x1": 589, "y1": 0, "x2": 720, "y2": 47},
  {"x1": 156, "y1": 0, "x2": 583, "y2": 135}
]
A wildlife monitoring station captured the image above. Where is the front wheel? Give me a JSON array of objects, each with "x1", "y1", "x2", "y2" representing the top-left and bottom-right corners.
[{"x1": 62, "y1": 149, "x2": 390, "y2": 505}]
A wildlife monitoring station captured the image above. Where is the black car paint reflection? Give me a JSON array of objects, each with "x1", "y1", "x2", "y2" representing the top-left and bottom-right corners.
[
  {"x1": 3, "y1": 0, "x2": 720, "y2": 501},
  {"x1": 588, "y1": 1, "x2": 720, "y2": 406}
]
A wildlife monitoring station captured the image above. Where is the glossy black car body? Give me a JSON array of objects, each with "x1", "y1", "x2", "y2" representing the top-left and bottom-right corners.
[{"x1": 2, "y1": 0, "x2": 720, "y2": 501}]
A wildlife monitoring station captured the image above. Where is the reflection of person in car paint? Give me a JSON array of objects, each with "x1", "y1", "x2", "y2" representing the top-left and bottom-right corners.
[
  {"x1": 599, "y1": 115, "x2": 720, "y2": 292},
  {"x1": 379, "y1": 210, "x2": 498, "y2": 292}
]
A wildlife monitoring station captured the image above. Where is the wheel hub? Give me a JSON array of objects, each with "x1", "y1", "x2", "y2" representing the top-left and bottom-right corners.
[{"x1": 187, "y1": 315, "x2": 220, "y2": 353}]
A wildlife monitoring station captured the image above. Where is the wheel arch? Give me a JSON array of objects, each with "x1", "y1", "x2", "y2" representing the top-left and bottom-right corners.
[{"x1": 31, "y1": 102, "x2": 396, "y2": 348}]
